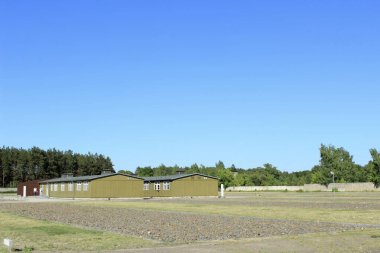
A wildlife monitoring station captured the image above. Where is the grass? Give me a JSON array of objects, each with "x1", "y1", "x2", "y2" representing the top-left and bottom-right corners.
[
  {"x1": 0, "y1": 212, "x2": 159, "y2": 253},
  {"x1": 0, "y1": 191, "x2": 16, "y2": 195},
  {"x1": 214, "y1": 228, "x2": 380, "y2": 253}
]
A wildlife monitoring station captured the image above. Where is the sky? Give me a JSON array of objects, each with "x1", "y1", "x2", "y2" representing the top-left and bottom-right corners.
[{"x1": 1, "y1": 1, "x2": 379, "y2": 172}]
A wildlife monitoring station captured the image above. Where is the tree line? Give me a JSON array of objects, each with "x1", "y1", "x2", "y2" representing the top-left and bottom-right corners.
[
  {"x1": 2, "y1": 144, "x2": 379, "y2": 188},
  {"x1": 0, "y1": 146, "x2": 113, "y2": 187},
  {"x1": 122, "y1": 144, "x2": 380, "y2": 188}
]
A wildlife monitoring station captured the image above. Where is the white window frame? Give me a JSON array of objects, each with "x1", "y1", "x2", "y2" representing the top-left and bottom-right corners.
[
  {"x1": 163, "y1": 181, "x2": 170, "y2": 190},
  {"x1": 83, "y1": 182, "x2": 89, "y2": 191},
  {"x1": 68, "y1": 182, "x2": 73, "y2": 192},
  {"x1": 144, "y1": 183, "x2": 149, "y2": 191},
  {"x1": 54, "y1": 183, "x2": 58, "y2": 192},
  {"x1": 61, "y1": 183, "x2": 65, "y2": 192},
  {"x1": 76, "y1": 182, "x2": 82, "y2": 191},
  {"x1": 154, "y1": 182, "x2": 160, "y2": 191}
]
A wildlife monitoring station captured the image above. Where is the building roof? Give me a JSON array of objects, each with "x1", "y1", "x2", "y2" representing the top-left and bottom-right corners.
[
  {"x1": 143, "y1": 173, "x2": 218, "y2": 182},
  {"x1": 40, "y1": 173, "x2": 143, "y2": 183}
]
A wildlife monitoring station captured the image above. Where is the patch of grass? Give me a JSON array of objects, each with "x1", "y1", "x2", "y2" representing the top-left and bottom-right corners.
[
  {"x1": 0, "y1": 191, "x2": 17, "y2": 195},
  {"x1": 22, "y1": 245, "x2": 35, "y2": 252},
  {"x1": 0, "y1": 212, "x2": 159, "y2": 253},
  {"x1": 207, "y1": 229, "x2": 380, "y2": 253}
]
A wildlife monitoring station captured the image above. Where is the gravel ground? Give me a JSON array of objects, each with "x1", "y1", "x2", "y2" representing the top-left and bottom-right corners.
[
  {"x1": 0, "y1": 202, "x2": 370, "y2": 242},
  {"x1": 144, "y1": 198, "x2": 380, "y2": 210}
]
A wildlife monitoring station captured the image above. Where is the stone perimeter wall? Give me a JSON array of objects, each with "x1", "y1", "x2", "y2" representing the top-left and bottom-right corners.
[
  {"x1": 327, "y1": 183, "x2": 377, "y2": 192},
  {"x1": 227, "y1": 186, "x2": 303, "y2": 192},
  {"x1": 227, "y1": 182, "x2": 379, "y2": 192}
]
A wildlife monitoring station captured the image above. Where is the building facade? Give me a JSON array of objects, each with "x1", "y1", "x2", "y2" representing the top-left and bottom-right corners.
[
  {"x1": 17, "y1": 180, "x2": 40, "y2": 197},
  {"x1": 143, "y1": 173, "x2": 219, "y2": 197},
  {"x1": 40, "y1": 173, "x2": 144, "y2": 198},
  {"x1": 39, "y1": 172, "x2": 218, "y2": 198}
]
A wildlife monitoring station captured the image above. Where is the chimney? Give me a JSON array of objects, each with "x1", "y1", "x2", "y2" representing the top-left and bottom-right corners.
[{"x1": 176, "y1": 168, "x2": 185, "y2": 175}]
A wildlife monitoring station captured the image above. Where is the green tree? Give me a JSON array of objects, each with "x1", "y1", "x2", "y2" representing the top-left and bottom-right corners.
[
  {"x1": 0, "y1": 146, "x2": 115, "y2": 186},
  {"x1": 215, "y1": 161, "x2": 225, "y2": 170},
  {"x1": 311, "y1": 144, "x2": 358, "y2": 185},
  {"x1": 135, "y1": 166, "x2": 154, "y2": 177},
  {"x1": 187, "y1": 163, "x2": 200, "y2": 173},
  {"x1": 231, "y1": 173, "x2": 250, "y2": 186},
  {"x1": 29, "y1": 147, "x2": 47, "y2": 180},
  {"x1": 154, "y1": 164, "x2": 175, "y2": 176},
  {"x1": 216, "y1": 168, "x2": 234, "y2": 187},
  {"x1": 367, "y1": 149, "x2": 380, "y2": 186},
  {"x1": 118, "y1": 169, "x2": 134, "y2": 175}
]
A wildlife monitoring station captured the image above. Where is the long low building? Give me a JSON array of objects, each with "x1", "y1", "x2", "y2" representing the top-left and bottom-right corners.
[
  {"x1": 39, "y1": 172, "x2": 218, "y2": 198},
  {"x1": 40, "y1": 172, "x2": 144, "y2": 198}
]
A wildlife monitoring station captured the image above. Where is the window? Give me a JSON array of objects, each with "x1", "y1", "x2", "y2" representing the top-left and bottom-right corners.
[
  {"x1": 76, "y1": 182, "x2": 82, "y2": 191},
  {"x1": 143, "y1": 183, "x2": 149, "y2": 191},
  {"x1": 61, "y1": 183, "x2": 65, "y2": 192},
  {"x1": 83, "y1": 182, "x2": 88, "y2": 191},
  {"x1": 163, "y1": 182, "x2": 170, "y2": 190},
  {"x1": 154, "y1": 182, "x2": 160, "y2": 191},
  {"x1": 50, "y1": 184, "x2": 53, "y2": 191},
  {"x1": 68, "y1": 183, "x2": 73, "y2": 191},
  {"x1": 54, "y1": 183, "x2": 58, "y2": 192}
]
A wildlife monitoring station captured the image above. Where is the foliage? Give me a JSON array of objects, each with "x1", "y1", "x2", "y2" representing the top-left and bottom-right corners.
[
  {"x1": 118, "y1": 170, "x2": 134, "y2": 175},
  {"x1": 135, "y1": 166, "x2": 154, "y2": 177},
  {"x1": 311, "y1": 144, "x2": 372, "y2": 185},
  {"x1": 366, "y1": 149, "x2": 380, "y2": 186},
  {"x1": 2, "y1": 144, "x2": 379, "y2": 188},
  {"x1": 0, "y1": 146, "x2": 114, "y2": 187},
  {"x1": 132, "y1": 144, "x2": 380, "y2": 187},
  {"x1": 133, "y1": 162, "x2": 312, "y2": 187}
]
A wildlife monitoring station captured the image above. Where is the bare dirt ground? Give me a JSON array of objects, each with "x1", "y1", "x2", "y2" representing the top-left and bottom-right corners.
[
  {"x1": 0, "y1": 202, "x2": 368, "y2": 243},
  {"x1": 1, "y1": 192, "x2": 380, "y2": 252},
  {"x1": 125, "y1": 191, "x2": 380, "y2": 210}
]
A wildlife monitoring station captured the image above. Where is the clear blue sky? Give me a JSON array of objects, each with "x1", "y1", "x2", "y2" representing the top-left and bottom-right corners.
[{"x1": 1, "y1": 1, "x2": 379, "y2": 172}]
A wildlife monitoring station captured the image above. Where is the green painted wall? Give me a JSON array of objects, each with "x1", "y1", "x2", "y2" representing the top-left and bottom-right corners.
[
  {"x1": 40, "y1": 182, "x2": 91, "y2": 198},
  {"x1": 143, "y1": 181, "x2": 171, "y2": 197},
  {"x1": 91, "y1": 175, "x2": 143, "y2": 198},
  {"x1": 143, "y1": 175, "x2": 218, "y2": 197},
  {"x1": 41, "y1": 174, "x2": 218, "y2": 198},
  {"x1": 40, "y1": 175, "x2": 144, "y2": 198}
]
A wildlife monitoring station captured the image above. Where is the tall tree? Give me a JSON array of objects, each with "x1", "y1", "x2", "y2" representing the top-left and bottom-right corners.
[
  {"x1": 0, "y1": 146, "x2": 115, "y2": 186},
  {"x1": 367, "y1": 149, "x2": 380, "y2": 186},
  {"x1": 311, "y1": 144, "x2": 358, "y2": 185}
]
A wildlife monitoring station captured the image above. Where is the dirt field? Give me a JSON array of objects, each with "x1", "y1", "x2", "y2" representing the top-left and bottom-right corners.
[{"x1": 1, "y1": 192, "x2": 380, "y2": 252}]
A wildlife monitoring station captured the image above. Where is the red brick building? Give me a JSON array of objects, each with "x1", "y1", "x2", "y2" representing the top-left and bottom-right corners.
[{"x1": 17, "y1": 180, "x2": 40, "y2": 197}]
